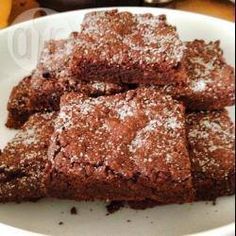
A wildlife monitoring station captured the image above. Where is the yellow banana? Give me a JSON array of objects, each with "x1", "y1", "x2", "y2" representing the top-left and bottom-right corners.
[{"x1": 0, "y1": 0, "x2": 12, "y2": 28}]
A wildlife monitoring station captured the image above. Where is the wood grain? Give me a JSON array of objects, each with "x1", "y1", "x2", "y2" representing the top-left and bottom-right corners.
[{"x1": 8, "y1": 0, "x2": 235, "y2": 25}]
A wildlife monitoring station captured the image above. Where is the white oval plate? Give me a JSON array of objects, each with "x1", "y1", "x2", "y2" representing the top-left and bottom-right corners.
[{"x1": 0, "y1": 7, "x2": 235, "y2": 236}]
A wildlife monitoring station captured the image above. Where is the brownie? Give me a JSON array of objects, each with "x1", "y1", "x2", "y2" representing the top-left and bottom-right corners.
[
  {"x1": 187, "y1": 110, "x2": 235, "y2": 200},
  {"x1": 6, "y1": 69, "x2": 128, "y2": 129},
  {"x1": 72, "y1": 10, "x2": 187, "y2": 85},
  {"x1": 6, "y1": 76, "x2": 34, "y2": 129},
  {"x1": 126, "y1": 110, "x2": 235, "y2": 209},
  {"x1": 0, "y1": 112, "x2": 56, "y2": 203},
  {"x1": 36, "y1": 39, "x2": 73, "y2": 80},
  {"x1": 47, "y1": 88, "x2": 193, "y2": 204},
  {"x1": 161, "y1": 40, "x2": 235, "y2": 110}
]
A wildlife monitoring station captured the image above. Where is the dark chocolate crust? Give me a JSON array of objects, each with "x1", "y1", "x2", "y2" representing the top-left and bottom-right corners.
[
  {"x1": 47, "y1": 88, "x2": 193, "y2": 204},
  {"x1": 69, "y1": 10, "x2": 187, "y2": 85},
  {"x1": 0, "y1": 113, "x2": 56, "y2": 203}
]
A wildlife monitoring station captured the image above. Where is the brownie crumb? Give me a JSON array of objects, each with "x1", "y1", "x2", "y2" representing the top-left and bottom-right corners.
[
  {"x1": 212, "y1": 200, "x2": 217, "y2": 206},
  {"x1": 58, "y1": 221, "x2": 64, "y2": 225},
  {"x1": 150, "y1": 221, "x2": 154, "y2": 224},
  {"x1": 70, "y1": 207, "x2": 78, "y2": 215},
  {"x1": 127, "y1": 220, "x2": 131, "y2": 223},
  {"x1": 42, "y1": 71, "x2": 51, "y2": 79},
  {"x1": 106, "y1": 201, "x2": 124, "y2": 215},
  {"x1": 90, "y1": 208, "x2": 93, "y2": 212}
]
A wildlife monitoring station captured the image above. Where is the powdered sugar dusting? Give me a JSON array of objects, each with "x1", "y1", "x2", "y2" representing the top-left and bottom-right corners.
[
  {"x1": 129, "y1": 133, "x2": 145, "y2": 153},
  {"x1": 128, "y1": 99, "x2": 185, "y2": 162},
  {"x1": 165, "y1": 117, "x2": 181, "y2": 130},
  {"x1": 185, "y1": 40, "x2": 234, "y2": 99},
  {"x1": 129, "y1": 119, "x2": 162, "y2": 153},
  {"x1": 166, "y1": 154, "x2": 173, "y2": 164},
  {"x1": 117, "y1": 104, "x2": 135, "y2": 120},
  {"x1": 158, "y1": 40, "x2": 235, "y2": 111},
  {"x1": 56, "y1": 107, "x2": 73, "y2": 131},
  {"x1": 36, "y1": 37, "x2": 80, "y2": 81},
  {"x1": 144, "y1": 119, "x2": 162, "y2": 132},
  {"x1": 0, "y1": 113, "x2": 55, "y2": 202},
  {"x1": 54, "y1": 88, "x2": 189, "y2": 182},
  {"x1": 80, "y1": 10, "x2": 185, "y2": 66},
  {"x1": 79, "y1": 100, "x2": 95, "y2": 115},
  {"x1": 13, "y1": 126, "x2": 38, "y2": 146},
  {"x1": 187, "y1": 111, "x2": 235, "y2": 177},
  {"x1": 190, "y1": 79, "x2": 207, "y2": 92},
  {"x1": 91, "y1": 82, "x2": 106, "y2": 91}
]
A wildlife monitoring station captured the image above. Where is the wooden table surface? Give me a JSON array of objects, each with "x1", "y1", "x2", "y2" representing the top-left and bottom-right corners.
[
  {"x1": 175, "y1": 0, "x2": 235, "y2": 21},
  {"x1": 8, "y1": 0, "x2": 235, "y2": 25}
]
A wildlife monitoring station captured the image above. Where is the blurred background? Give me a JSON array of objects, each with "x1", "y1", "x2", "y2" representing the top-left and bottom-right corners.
[{"x1": 0, "y1": 0, "x2": 235, "y2": 29}]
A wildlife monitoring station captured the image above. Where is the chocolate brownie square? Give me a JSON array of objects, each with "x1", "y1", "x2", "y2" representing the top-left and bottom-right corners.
[
  {"x1": 68, "y1": 10, "x2": 187, "y2": 85},
  {"x1": 162, "y1": 40, "x2": 235, "y2": 110},
  {"x1": 6, "y1": 69, "x2": 128, "y2": 129},
  {"x1": 47, "y1": 88, "x2": 193, "y2": 204},
  {"x1": 187, "y1": 110, "x2": 235, "y2": 200},
  {"x1": 0, "y1": 112, "x2": 56, "y2": 203},
  {"x1": 126, "y1": 110, "x2": 235, "y2": 209}
]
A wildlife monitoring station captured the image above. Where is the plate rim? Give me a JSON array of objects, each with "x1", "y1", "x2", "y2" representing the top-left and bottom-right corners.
[
  {"x1": 0, "y1": 6, "x2": 235, "y2": 236},
  {"x1": 0, "y1": 222, "x2": 235, "y2": 236}
]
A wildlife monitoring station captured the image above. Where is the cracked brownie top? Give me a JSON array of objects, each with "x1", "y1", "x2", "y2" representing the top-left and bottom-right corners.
[{"x1": 48, "y1": 87, "x2": 192, "y2": 203}]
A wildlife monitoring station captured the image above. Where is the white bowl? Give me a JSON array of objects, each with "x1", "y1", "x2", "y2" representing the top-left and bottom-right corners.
[{"x1": 0, "y1": 7, "x2": 235, "y2": 236}]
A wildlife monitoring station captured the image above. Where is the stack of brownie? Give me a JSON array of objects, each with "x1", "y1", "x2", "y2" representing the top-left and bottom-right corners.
[{"x1": 0, "y1": 10, "x2": 235, "y2": 208}]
